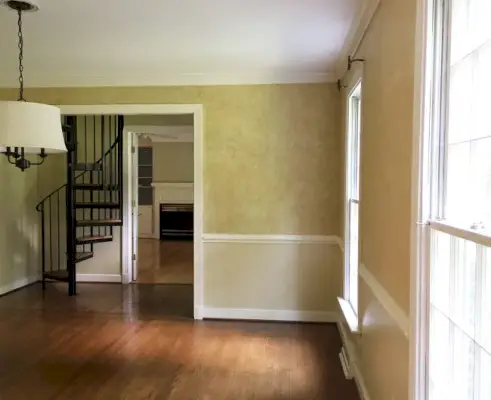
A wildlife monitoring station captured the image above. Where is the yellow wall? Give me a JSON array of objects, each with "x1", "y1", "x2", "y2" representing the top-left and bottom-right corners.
[
  {"x1": 0, "y1": 84, "x2": 341, "y2": 236},
  {"x1": 152, "y1": 142, "x2": 194, "y2": 183},
  {"x1": 0, "y1": 159, "x2": 39, "y2": 292},
  {"x1": 0, "y1": 83, "x2": 342, "y2": 314},
  {"x1": 340, "y1": 0, "x2": 416, "y2": 398}
]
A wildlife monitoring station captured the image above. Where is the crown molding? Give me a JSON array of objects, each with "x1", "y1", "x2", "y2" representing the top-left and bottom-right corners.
[
  {"x1": 336, "y1": 0, "x2": 381, "y2": 78},
  {"x1": 0, "y1": 70, "x2": 337, "y2": 88}
]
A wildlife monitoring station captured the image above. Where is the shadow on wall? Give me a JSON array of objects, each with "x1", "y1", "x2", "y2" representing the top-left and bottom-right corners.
[{"x1": 0, "y1": 158, "x2": 41, "y2": 291}]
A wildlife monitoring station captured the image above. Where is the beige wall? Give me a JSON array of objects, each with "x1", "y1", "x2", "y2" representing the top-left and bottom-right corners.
[
  {"x1": 153, "y1": 142, "x2": 193, "y2": 183},
  {"x1": 340, "y1": 0, "x2": 416, "y2": 398},
  {"x1": 126, "y1": 114, "x2": 193, "y2": 126},
  {"x1": 0, "y1": 159, "x2": 39, "y2": 293}
]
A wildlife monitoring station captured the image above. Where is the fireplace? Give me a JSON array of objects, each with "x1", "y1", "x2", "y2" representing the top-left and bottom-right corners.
[{"x1": 160, "y1": 203, "x2": 193, "y2": 240}]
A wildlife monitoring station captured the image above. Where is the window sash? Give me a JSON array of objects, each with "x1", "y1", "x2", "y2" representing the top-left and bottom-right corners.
[
  {"x1": 426, "y1": 1, "x2": 491, "y2": 399},
  {"x1": 344, "y1": 84, "x2": 362, "y2": 315}
]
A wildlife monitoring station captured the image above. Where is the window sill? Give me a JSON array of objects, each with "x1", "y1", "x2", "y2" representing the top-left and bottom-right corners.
[{"x1": 338, "y1": 297, "x2": 361, "y2": 335}]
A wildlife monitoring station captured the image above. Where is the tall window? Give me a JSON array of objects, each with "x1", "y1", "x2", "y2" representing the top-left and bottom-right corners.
[
  {"x1": 425, "y1": 0, "x2": 491, "y2": 398},
  {"x1": 343, "y1": 80, "x2": 362, "y2": 322}
]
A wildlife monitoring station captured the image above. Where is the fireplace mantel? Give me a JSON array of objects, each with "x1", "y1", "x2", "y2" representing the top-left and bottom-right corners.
[{"x1": 151, "y1": 182, "x2": 193, "y2": 239}]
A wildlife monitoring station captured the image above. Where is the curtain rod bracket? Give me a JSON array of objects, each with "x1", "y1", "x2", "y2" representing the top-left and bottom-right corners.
[
  {"x1": 337, "y1": 79, "x2": 347, "y2": 92},
  {"x1": 348, "y1": 55, "x2": 365, "y2": 71}
]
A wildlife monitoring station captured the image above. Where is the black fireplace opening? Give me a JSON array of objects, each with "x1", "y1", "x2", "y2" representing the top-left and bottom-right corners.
[{"x1": 160, "y1": 203, "x2": 193, "y2": 240}]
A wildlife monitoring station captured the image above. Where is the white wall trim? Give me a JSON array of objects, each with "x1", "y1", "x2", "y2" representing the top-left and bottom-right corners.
[
  {"x1": 337, "y1": 321, "x2": 372, "y2": 400},
  {"x1": 58, "y1": 104, "x2": 204, "y2": 321},
  {"x1": 1, "y1": 71, "x2": 337, "y2": 88},
  {"x1": 333, "y1": 236, "x2": 410, "y2": 338},
  {"x1": 202, "y1": 233, "x2": 340, "y2": 245},
  {"x1": 0, "y1": 276, "x2": 39, "y2": 296},
  {"x1": 132, "y1": 125, "x2": 194, "y2": 143},
  {"x1": 336, "y1": 0, "x2": 381, "y2": 77},
  {"x1": 202, "y1": 307, "x2": 339, "y2": 323},
  {"x1": 359, "y1": 264, "x2": 410, "y2": 338},
  {"x1": 335, "y1": 236, "x2": 345, "y2": 251},
  {"x1": 76, "y1": 274, "x2": 122, "y2": 283},
  {"x1": 58, "y1": 104, "x2": 203, "y2": 116}
]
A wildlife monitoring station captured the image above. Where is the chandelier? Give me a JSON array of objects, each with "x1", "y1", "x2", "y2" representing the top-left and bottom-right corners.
[{"x1": 0, "y1": 0, "x2": 67, "y2": 171}]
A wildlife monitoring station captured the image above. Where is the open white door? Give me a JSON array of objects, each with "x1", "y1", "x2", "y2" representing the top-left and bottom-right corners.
[{"x1": 131, "y1": 133, "x2": 139, "y2": 281}]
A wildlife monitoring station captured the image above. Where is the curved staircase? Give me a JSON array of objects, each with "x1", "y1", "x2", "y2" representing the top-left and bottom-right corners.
[{"x1": 36, "y1": 115, "x2": 124, "y2": 296}]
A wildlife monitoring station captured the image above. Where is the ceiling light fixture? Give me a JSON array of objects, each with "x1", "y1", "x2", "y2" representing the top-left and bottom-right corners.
[{"x1": 0, "y1": 0, "x2": 66, "y2": 171}]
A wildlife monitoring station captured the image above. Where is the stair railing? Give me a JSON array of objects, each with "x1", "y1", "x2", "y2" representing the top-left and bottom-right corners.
[{"x1": 36, "y1": 115, "x2": 124, "y2": 295}]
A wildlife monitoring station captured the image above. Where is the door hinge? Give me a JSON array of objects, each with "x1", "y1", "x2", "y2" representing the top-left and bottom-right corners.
[
  {"x1": 132, "y1": 146, "x2": 136, "y2": 153},
  {"x1": 132, "y1": 254, "x2": 136, "y2": 261},
  {"x1": 132, "y1": 200, "x2": 136, "y2": 207}
]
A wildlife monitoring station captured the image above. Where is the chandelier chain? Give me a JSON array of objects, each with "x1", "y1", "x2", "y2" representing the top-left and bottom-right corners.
[{"x1": 17, "y1": 9, "x2": 25, "y2": 101}]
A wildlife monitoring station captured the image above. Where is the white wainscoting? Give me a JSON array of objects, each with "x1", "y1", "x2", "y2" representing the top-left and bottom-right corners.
[
  {"x1": 152, "y1": 182, "x2": 193, "y2": 239},
  {"x1": 359, "y1": 263, "x2": 410, "y2": 338},
  {"x1": 335, "y1": 237, "x2": 410, "y2": 400},
  {"x1": 201, "y1": 233, "x2": 342, "y2": 323},
  {"x1": 0, "y1": 275, "x2": 39, "y2": 296}
]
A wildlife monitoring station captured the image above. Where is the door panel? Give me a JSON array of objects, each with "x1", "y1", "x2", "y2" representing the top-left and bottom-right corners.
[{"x1": 138, "y1": 205, "x2": 153, "y2": 237}]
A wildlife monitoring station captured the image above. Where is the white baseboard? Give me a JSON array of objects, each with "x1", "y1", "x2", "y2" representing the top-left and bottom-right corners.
[
  {"x1": 0, "y1": 275, "x2": 39, "y2": 296},
  {"x1": 76, "y1": 274, "x2": 122, "y2": 283},
  {"x1": 202, "y1": 307, "x2": 339, "y2": 323},
  {"x1": 337, "y1": 321, "x2": 372, "y2": 400},
  {"x1": 202, "y1": 233, "x2": 340, "y2": 244}
]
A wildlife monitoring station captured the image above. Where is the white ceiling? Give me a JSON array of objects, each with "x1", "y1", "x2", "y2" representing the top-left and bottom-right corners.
[{"x1": 0, "y1": 0, "x2": 364, "y2": 87}]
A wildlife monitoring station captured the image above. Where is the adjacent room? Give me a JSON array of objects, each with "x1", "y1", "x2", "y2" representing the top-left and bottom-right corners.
[{"x1": 129, "y1": 114, "x2": 194, "y2": 286}]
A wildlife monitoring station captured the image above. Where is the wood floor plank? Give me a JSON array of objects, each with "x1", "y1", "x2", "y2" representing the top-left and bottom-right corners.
[{"x1": 0, "y1": 283, "x2": 359, "y2": 400}]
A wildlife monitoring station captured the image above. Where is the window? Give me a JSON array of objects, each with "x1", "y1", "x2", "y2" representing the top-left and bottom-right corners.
[
  {"x1": 424, "y1": 0, "x2": 491, "y2": 398},
  {"x1": 340, "y1": 77, "x2": 362, "y2": 331}
]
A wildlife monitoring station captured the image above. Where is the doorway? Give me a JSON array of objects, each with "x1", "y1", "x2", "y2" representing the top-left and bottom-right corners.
[
  {"x1": 57, "y1": 104, "x2": 204, "y2": 320},
  {"x1": 127, "y1": 116, "x2": 195, "y2": 287}
]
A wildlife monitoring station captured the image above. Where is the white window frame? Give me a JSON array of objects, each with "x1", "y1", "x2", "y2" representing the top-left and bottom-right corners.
[
  {"x1": 411, "y1": 0, "x2": 491, "y2": 398},
  {"x1": 339, "y1": 66, "x2": 363, "y2": 334}
]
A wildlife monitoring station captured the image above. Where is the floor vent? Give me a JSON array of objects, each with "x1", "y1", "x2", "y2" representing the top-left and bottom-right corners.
[{"x1": 339, "y1": 346, "x2": 353, "y2": 380}]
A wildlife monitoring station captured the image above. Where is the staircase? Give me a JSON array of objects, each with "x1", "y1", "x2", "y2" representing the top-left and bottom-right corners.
[{"x1": 36, "y1": 115, "x2": 124, "y2": 296}]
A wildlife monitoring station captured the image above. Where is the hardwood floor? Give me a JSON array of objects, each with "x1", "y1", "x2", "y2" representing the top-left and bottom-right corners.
[
  {"x1": 0, "y1": 283, "x2": 359, "y2": 400},
  {"x1": 136, "y1": 239, "x2": 193, "y2": 284}
]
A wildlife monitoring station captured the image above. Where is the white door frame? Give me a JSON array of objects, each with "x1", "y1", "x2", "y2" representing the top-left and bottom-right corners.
[{"x1": 58, "y1": 104, "x2": 204, "y2": 320}]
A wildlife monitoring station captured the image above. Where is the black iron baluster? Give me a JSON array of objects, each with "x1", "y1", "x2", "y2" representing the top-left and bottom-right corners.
[
  {"x1": 118, "y1": 115, "x2": 124, "y2": 221},
  {"x1": 49, "y1": 196, "x2": 53, "y2": 272},
  {"x1": 57, "y1": 191, "x2": 60, "y2": 271},
  {"x1": 66, "y1": 116, "x2": 77, "y2": 296},
  {"x1": 90, "y1": 116, "x2": 95, "y2": 238},
  {"x1": 101, "y1": 115, "x2": 106, "y2": 234},
  {"x1": 41, "y1": 203, "x2": 46, "y2": 290},
  {"x1": 84, "y1": 115, "x2": 88, "y2": 172}
]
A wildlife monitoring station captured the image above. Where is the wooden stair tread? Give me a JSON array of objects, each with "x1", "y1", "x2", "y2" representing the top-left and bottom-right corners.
[
  {"x1": 76, "y1": 235, "x2": 113, "y2": 244},
  {"x1": 75, "y1": 252, "x2": 94, "y2": 262},
  {"x1": 44, "y1": 270, "x2": 69, "y2": 281},
  {"x1": 74, "y1": 202, "x2": 120, "y2": 209},
  {"x1": 76, "y1": 219, "x2": 122, "y2": 227}
]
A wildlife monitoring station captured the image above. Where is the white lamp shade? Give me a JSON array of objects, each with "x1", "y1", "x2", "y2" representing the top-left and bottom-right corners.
[{"x1": 0, "y1": 101, "x2": 67, "y2": 154}]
